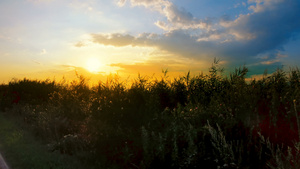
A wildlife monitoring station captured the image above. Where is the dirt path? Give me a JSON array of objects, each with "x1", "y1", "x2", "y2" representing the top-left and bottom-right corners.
[{"x1": 0, "y1": 153, "x2": 9, "y2": 169}]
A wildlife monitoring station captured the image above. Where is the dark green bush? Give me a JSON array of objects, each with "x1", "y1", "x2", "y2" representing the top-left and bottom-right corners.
[{"x1": 1, "y1": 63, "x2": 300, "y2": 168}]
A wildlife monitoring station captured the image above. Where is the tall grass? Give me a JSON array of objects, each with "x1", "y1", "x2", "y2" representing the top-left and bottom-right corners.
[{"x1": 0, "y1": 62, "x2": 300, "y2": 168}]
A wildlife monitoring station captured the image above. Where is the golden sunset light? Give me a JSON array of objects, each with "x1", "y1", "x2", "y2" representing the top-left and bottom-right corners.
[
  {"x1": 0, "y1": 0, "x2": 298, "y2": 84},
  {"x1": 85, "y1": 57, "x2": 103, "y2": 73},
  {"x1": 0, "y1": 1, "x2": 300, "y2": 168}
]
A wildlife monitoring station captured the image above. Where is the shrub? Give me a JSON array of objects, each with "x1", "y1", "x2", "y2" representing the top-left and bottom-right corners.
[{"x1": 1, "y1": 63, "x2": 300, "y2": 168}]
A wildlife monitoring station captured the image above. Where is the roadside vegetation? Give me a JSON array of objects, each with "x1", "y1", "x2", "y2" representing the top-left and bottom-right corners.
[
  {"x1": 0, "y1": 60, "x2": 300, "y2": 168},
  {"x1": 0, "y1": 112, "x2": 85, "y2": 169}
]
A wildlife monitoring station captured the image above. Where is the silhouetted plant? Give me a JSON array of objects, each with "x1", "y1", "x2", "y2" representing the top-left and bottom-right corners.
[{"x1": 1, "y1": 63, "x2": 300, "y2": 169}]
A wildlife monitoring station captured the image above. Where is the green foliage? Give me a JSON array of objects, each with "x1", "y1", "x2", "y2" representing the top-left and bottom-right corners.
[
  {"x1": 1, "y1": 62, "x2": 300, "y2": 168},
  {"x1": 0, "y1": 113, "x2": 85, "y2": 169}
]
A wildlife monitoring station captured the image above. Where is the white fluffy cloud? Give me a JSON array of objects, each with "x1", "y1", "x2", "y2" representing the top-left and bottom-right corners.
[{"x1": 118, "y1": 0, "x2": 212, "y2": 32}]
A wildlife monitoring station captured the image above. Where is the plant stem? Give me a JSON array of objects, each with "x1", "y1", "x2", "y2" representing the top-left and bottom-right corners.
[{"x1": 293, "y1": 100, "x2": 300, "y2": 141}]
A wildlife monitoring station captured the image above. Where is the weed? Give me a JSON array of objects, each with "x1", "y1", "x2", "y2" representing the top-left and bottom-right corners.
[{"x1": 0, "y1": 62, "x2": 300, "y2": 168}]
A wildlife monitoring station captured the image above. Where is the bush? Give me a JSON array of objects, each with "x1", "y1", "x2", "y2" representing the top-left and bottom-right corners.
[{"x1": 1, "y1": 63, "x2": 300, "y2": 168}]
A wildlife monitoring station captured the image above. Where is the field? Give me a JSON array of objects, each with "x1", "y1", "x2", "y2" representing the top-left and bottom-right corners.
[{"x1": 0, "y1": 62, "x2": 300, "y2": 169}]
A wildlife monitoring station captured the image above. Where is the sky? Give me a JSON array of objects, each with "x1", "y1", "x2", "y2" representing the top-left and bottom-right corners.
[{"x1": 0, "y1": 0, "x2": 300, "y2": 84}]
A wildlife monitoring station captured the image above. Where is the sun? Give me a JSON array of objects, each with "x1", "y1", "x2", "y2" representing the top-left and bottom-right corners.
[{"x1": 86, "y1": 57, "x2": 102, "y2": 73}]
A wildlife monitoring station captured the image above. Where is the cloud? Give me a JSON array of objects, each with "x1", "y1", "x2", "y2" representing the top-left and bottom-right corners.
[
  {"x1": 68, "y1": 0, "x2": 100, "y2": 15},
  {"x1": 89, "y1": 0, "x2": 300, "y2": 70},
  {"x1": 162, "y1": 3, "x2": 194, "y2": 26},
  {"x1": 245, "y1": 73, "x2": 272, "y2": 82},
  {"x1": 120, "y1": 0, "x2": 213, "y2": 32},
  {"x1": 234, "y1": 2, "x2": 247, "y2": 8},
  {"x1": 128, "y1": 0, "x2": 168, "y2": 8},
  {"x1": 59, "y1": 64, "x2": 106, "y2": 77},
  {"x1": 247, "y1": 0, "x2": 284, "y2": 13},
  {"x1": 32, "y1": 60, "x2": 42, "y2": 65},
  {"x1": 117, "y1": 0, "x2": 127, "y2": 7},
  {"x1": 223, "y1": 0, "x2": 300, "y2": 49},
  {"x1": 20, "y1": 64, "x2": 108, "y2": 84},
  {"x1": 276, "y1": 53, "x2": 288, "y2": 59},
  {"x1": 261, "y1": 60, "x2": 280, "y2": 65},
  {"x1": 90, "y1": 31, "x2": 214, "y2": 59},
  {"x1": 110, "y1": 57, "x2": 210, "y2": 77},
  {"x1": 74, "y1": 42, "x2": 86, "y2": 48},
  {"x1": 27, "y1": 0, "x2": 54, "y2": 3},
  {"x1": 91, "y1": 33, "x2": 136, "y2": 47}
]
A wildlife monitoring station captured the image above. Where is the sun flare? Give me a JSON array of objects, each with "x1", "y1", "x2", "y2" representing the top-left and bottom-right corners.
[{"x1": 86, "y1": 57, "x2": 102, "y2": 73}]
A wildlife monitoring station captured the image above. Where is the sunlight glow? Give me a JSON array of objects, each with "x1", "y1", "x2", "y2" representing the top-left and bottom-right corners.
[{"x1": 86, "y1": 57, "x2": 102, "y2": 73}]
